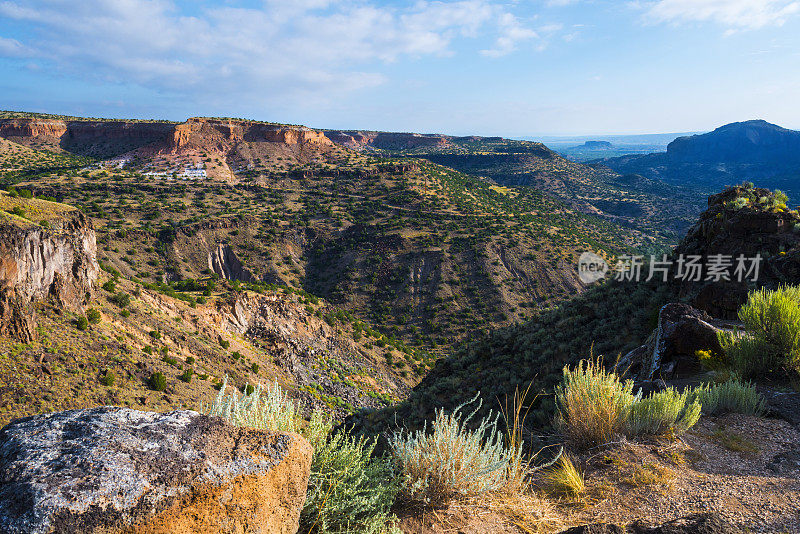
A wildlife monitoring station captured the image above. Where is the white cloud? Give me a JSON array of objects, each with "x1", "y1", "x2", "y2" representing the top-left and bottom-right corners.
[
  {"x1": 481, "y1": 13, "x2": 539, "y2": 57},
  {"x1": 0, "y1": 36, "x2": 30, "y2": 57},
  {"x1": 0, "y1": 0, "x2": 549, "y2": 105},
  {"x1": 643, "y1": 0, "x2": 800, "y2": 30}
]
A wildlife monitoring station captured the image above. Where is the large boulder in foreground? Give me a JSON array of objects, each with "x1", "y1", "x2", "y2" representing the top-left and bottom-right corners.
[
  {"x1": 619, "y1": 303, "x2": 724, "y2": 381},
  {"x1": 0, "y1": 407, "x2": 312, "y2": 534}
]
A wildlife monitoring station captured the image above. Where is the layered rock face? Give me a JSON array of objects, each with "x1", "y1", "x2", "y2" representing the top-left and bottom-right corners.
[
  {"x1": 0, "y1": 118, "x2": 68, "y2": 139},
  {"x1": 0, "y1": 407, "x2": 312, "y2": 534},
  {"x1": 0, "y1": 117, "x2": 330, "y2": 158},
  {"x1": 172, "y1": 118, "x2": 331, "y2": 152},
  {"x1": 0, "y1": 118, "x2": 174, "y2": 155},
  {"x1": 207, "y1": 242, "x2": 255, "y2": 282},
  {"x1": 0, "y1": 210, "x2": 99, "y2": 340},
  {"x1": 324, "y1": 130, "x2": 452, "y2": 150}
]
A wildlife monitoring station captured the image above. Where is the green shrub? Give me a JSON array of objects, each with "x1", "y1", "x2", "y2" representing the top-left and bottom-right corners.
[
  {"x1": 303, "y1": 432, "x2": 399, "y2": 534},
  {"x1": 624, "y1": 387, "x2": 700, "y2": 437},
  {"x1": 86, "y1": 308, "x2": 101, "y2": 324},
  {"x1": 75, "y1": 316, "x2": 89, "y2": 331},
  {"x1": 100, "y1": 371, "x2": 116, "y2": 387},
  {"x1": 179, "y1": 368, "x2": 193, "y2": 383},
  {"x1": 722, "y1": 286, "x2": 800, "y2": 377},
  {"x1": 109, "y1": 293, "x2": 131, "y2": 307},
  {"x1": 389, "y1": 394, "x2": 519, "y2": 505},
  {"x1": 186, "y1": 356, "x2": 195, "y2": 365},
  {"x1": 149, "y1": 372, "x2": 167, "y2": 391},
  {"x1": 120, "y1": 309, "x2": 131, "y2": 318},
  {"x1": 250, "y1": 362, "x2": 260, "y2": 374},
  {"x1": 556, "y1": 360, "x2": 700, "y2": 447},
  {"x1": 149, "y1": 330, "x2": 161, "y2": 340},
  {"x1": 220, "y1": 339, "x2": 230, "y2": 349},
  {"x1": 102, "y1": 280, "x2": 117, "y2": 292},
  {"x1": 689, "y1": 379, "x2": 765, "y2": 416}
]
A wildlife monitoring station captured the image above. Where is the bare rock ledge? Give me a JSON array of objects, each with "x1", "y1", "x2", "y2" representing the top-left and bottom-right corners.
[{"x1": 0, "y1": 407, "x2": 312, "y2": 534}]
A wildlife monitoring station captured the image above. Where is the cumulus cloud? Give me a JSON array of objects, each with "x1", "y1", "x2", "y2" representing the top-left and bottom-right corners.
[
  {"x1": 643, "y1": 0, "x2": 800, "y2": 30},
  {"x1": 481, "y1": 13, "x2": 539, "y2": 57},
  {"x1": 0, "y1": 0, "x2": 549, "y2": 105}
]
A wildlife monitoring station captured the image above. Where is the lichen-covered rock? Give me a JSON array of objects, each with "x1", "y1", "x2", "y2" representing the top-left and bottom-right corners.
[
  {"x1": 619, "y1": 303, "x2": 723, "y2": 380},
  {"x1": 0, "y1": 407, "x2": 312, "y2": 534}
]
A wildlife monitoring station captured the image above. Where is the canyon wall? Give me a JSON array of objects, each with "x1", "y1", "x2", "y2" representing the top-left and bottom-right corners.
[{"x1": 0, "y1": 211, "x2": 99, "y2": 340}]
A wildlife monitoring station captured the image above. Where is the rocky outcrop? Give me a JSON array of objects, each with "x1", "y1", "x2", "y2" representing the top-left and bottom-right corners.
[
  {"x1": 171, "y1": 118, "x2": 331, "y2": 152},
  {"x1": 619, "y1": 303, "x2": 724, "y2": 381},
  {"x1": 0, "y1": 118, "x2": 68, "y2": 139},
  {"x1": 0, "y1": 117, "x2": 330, "y2": 159},
  {"x1": 0, "y1": 407, "x2": 312, "y2": 534},
  {"x1": 672, "y1": 185, "x2": 800, "y2": 318},
  {"x1": 557, "y1": 513, "x2": 741, "y2": 533},
  {"x1": 0, "y1": 209, "x2": 98, "y2": 340},
  {"x1": 323, "y1": 130, "x2": 452, "y2": 150},
  {"x1": 207, "y1": 243, "x2": 254, "y2": 282}
]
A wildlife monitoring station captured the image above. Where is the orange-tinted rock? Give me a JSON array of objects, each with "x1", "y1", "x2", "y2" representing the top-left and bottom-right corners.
[{"x1": 0, "y1": 407, "x2": 313, "y2": 534}]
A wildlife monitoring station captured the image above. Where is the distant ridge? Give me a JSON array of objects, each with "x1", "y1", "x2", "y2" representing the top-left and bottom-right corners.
[
  {"x1": 600, "y1": 120, "x2": 800, "y2": 201},
  {"x1": 666, "y1": 120, "x2": 800, "y2": 165}
]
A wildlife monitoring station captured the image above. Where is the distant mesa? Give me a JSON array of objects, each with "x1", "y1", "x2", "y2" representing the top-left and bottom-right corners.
[{"x1": 576, "y1": 140, "x2": 613, "y2": 149}]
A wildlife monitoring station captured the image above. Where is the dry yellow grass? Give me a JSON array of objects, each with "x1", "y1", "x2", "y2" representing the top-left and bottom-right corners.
[
  {"x1": 0, "y1": 190, "x2": 75, "y2": 226},
  {"x1": 544, "y1": 456, "x2": 585, "y2": 499}
]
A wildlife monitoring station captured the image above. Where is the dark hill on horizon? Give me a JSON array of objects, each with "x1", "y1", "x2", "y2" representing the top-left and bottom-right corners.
[{"x1": 600, "y1": 120, "x2": 800, "y2": 202}]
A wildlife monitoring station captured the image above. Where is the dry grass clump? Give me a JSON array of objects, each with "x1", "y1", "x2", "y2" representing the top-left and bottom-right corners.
[
  {"x1": 543, "y1": 456, "x2": 585, "y2": 499},
  {"x1": 621, "y1": 462, "x2": 675, "y2": 488},
  {"x1": 554, "y1": 359, "x2": 637, "y2": 447},
  {"x1": 711, "y1": 428, "x2": 759, "y2": 454}
]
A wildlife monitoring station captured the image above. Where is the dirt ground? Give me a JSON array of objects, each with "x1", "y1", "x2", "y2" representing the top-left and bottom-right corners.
[{"x1": 396, "y1": 414, "x2": 800, "y2": 533}]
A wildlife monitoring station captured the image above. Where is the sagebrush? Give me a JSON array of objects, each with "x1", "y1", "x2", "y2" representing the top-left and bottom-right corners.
[
  {"x1": 555, "y1": 360, "x2": 701, "y2": 448},
  {"x1": 689, "y1": 378, "x2": 765, "y2": 416},
  {"x1": 722, "y1": 286, "x2": 800, "y2": 377},
  {"x1": 204, "y1": 378, "x2": 399, "y2": 534},
  {"x1": 389, "y1": 394, "x2": 520, "y2": 505}
]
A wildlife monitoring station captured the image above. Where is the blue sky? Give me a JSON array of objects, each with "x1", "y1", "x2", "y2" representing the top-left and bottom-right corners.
[{"x1": 1, "y1": 0, "x2": 799, "y2": 136}]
